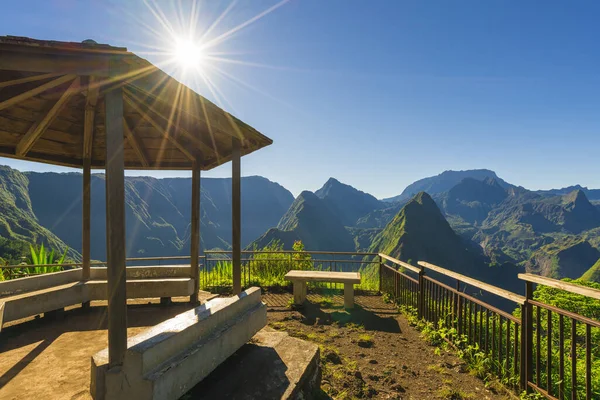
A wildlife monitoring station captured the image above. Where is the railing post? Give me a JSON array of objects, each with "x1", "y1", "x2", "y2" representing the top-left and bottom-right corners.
[
  {"x1": 378, "y1": 255, "x2": 383, "y2": 294},
  {"x1": 417, "y1": 264, "x2": 425, "y2": 319},
  {"x1": 523, "y1": 281, "x2": 534, "y2": 392},
  {"x1": 456, "y1": 279, "x2": 462, "y2": 337}
]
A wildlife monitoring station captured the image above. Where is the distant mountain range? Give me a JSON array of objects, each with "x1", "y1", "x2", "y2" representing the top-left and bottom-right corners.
[
  {"x1": 381, "y1": 169, "x2": 512, "y2": 203},
  {"x1": 1, "y1": 164, "x2": 599, "y2": 287},
  {"x1": 0, "y1": 166, "x2": 293, "y2": 261}
]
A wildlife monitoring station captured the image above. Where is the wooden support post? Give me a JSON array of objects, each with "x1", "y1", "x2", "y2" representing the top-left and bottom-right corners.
[
  {"x1": 82, "y1": 159, "x2": 91, "y2": 281},
  {"x1": 232, "y1": 138, "x2": 241, "y2": 295},
  {"x1": 105, "y1": 78, "x2": 127, "y2": 368},
  {"x1": 190, "y1": 163, "x2": 201, "y2": 304}
]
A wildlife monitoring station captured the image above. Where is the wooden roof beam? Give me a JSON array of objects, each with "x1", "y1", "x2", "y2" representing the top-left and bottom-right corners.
[
  {"x1": 0, "y1": 74, "x2": 77, "y2": 112},
  {"x1": 123, "y1": 87, "x2": 215, "y2": 158},
  {"x1": 122, "y1": 93, "x2": 196, "y2": 161},
  {"x1": 0, "y1": 72, "x2": 62, "y2": 89},
  {"x1": 83, "y1": 76, "x2": 99, "y2": 160},
  {"x1": 16, "y1": 77, "x2": 80, "y2": 157},
  {"x1": 123, "y1": 117, "x2": 149, "y2": 167}
]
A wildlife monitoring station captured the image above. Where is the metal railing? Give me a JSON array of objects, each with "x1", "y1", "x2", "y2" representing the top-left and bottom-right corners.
[
  {"x1": 201, "y1": 250, "x2": 379, "y2": 293},
  {"x1": 379, "y1": 254, "x2": 600, "y2": 399},
  {"x1": 0, "y1": 256, "x2": 203, "y2": 280}
]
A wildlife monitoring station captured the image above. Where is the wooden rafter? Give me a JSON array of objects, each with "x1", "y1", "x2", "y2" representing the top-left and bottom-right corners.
[
  {"x1": 122, "y1": 93, "x2": 196, "y2": 161},
  {"x1": 0, "y1": 74, "x2": 77, "y2": 112},
  {"x1": 0, "y1": 72, "x2": 62, "y2": 89},
  {"x1": 123, "y1": 87, "x2": 214, "y2": 157},
  {"x1": 16, "y1": 77, "x2": 80, "y2": 157},
  {"x1": 83, "y1": 76, "x2": 99, "y2": 160},
  {"x1": 123, "y1": 117, "x2": 149, "y2": 167}
]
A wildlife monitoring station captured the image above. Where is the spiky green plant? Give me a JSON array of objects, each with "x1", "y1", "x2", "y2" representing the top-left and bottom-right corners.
[{"x1": 27, "y1": 243, "x2": 68, "y2": 275}]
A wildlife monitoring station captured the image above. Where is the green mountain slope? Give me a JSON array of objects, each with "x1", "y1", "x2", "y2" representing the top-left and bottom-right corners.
[
  {"x1": 369, "y1": 191, "x2": 523, "y2": 294},
  {"x1": 0, "y1": 166, "x2": 71, "y2": 256},
  {"x1": 525, "y1": 237, "x2": 600, "y2": 280},
  {"x1": 441, "y1": 177, "x2": 508, "y2": 224},
  {"x1": 581, "y1": 259, "x2": 600, "y2": 282},
  {"x1": 251, "y1": 191, "x2": 356, "y2": 251},
  {"x1": 369, "y1": 192, "x2": 478, "y2": 269},
  {"x1": 0, "y1": 165, "x2": 293, "y2": 261},
  {"x1": 315, "y1": 178, "x2": 386, "y2": 226}
]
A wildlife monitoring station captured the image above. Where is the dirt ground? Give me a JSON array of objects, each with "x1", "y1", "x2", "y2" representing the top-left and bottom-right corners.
[
  {"x1": 0, "y1": 292, "x2": 512, "y2": 400},
  {"x1": 264, "y1": 292, "x2": 512, "y2": 400},
  {"x1": 0, "y1": 295, "x2": 214, "y2": 400}
]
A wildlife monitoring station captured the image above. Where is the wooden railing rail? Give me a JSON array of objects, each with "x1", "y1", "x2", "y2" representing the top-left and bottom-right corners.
[
  {"x1": 519, "y1": 273, "x2": 600, "y2": 301},
  {"x1": 419, "y1": 261, "x2": 526, "y2": 305},
  {"x1": 379, "y1": 253, "x2": 420, "y2": 273},
  {"x1": 380, "y1": 256, "x2": 600, "y2": 399}
]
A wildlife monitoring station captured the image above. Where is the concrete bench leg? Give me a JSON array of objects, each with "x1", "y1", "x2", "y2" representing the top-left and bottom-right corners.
[
  {"x1": 293, "y1": 281, "x2": 306, "y2": 305},
  {"x1": 45, "y1": 308, "x2": 65, "y2": 320},
  {"x1": 344, "y1": 283, "x2": 354, "y2": 309},
  {"x1": 160, "y1": 297, "x2": 172, "y2": 306}
]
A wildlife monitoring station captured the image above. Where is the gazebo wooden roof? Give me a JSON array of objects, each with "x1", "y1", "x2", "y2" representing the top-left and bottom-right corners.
[
  {"x1": 0, "y1": 35, "x2": 259, "y2": 370},
  {"x1": 0, "y1": 35, "x2": 272, "y2": 170}
]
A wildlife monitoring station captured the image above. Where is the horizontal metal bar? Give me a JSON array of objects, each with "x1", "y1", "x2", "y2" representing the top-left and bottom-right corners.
[
  {"x1": 382, "y1": 264, "x2": 419, "y2": 284},
  {"x1": 529, "y1": 299, "x2": 600, "y2": 328},
  {"x1": 205, "y1": 250, "x2": 378, "y2": 256}
]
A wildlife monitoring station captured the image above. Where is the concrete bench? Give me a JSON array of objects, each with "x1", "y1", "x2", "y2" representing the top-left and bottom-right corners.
[
  {"x1": 284, "y1": 270, "x2": 361, "y2": 309},
  {"x1": 0, "y1": 266, "x2": 194, "y2": 331},
  {"x1": 91, "y1": 287, "x2": 267, "y2": 400}
]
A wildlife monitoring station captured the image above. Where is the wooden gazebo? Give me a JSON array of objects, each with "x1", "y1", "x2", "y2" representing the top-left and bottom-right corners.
[{"x1": 0, "y1": 36, "x2": 272, "y2": 368}]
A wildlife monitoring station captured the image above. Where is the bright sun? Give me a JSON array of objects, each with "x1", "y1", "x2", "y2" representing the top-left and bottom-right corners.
[{"x1": 174, "y1": 39, "x2": 205, "y2": 69}]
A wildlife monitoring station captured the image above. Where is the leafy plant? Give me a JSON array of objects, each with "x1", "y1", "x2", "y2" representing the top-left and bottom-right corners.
[{"x1": 26, "y1": 243, "x2": 68, "y2": 275}]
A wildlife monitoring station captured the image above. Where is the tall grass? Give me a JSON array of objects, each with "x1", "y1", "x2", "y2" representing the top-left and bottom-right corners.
[{"x1": 200, "y1": 240, "x2": 380, "y2": 292}]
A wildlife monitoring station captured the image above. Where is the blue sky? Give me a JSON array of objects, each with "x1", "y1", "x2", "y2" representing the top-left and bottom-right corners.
[{"x1": 1, "y1": 0, "x2": 600, "y2": 198}]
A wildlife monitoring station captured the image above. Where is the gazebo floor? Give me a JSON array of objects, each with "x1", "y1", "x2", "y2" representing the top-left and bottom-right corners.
[{"x1": 0, "y1": 293, "x2": 216, "y2": 400}]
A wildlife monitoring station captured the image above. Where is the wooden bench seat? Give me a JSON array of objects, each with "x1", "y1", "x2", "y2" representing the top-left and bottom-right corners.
[{"x1": 284, "y1": 270, "x2": 361, "y2": 309}]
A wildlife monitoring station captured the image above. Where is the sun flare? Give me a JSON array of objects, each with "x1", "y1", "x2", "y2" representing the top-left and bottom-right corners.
[{"x1": 174, "y1": 39, "x2": 205, "y2": 69}]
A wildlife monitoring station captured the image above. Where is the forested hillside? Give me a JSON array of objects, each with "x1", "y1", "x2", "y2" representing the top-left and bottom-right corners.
[{"x1": 2, "y1": 164, "x2": 599, "y2": 286}]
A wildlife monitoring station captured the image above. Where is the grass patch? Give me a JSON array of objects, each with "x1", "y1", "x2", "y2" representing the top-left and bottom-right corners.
[
  {"x1": 437, "y1": 386, "x2": 473, "y2": 399},
  {"x1": 357, "y1": 333, "x2": 374, "y2": 348}
]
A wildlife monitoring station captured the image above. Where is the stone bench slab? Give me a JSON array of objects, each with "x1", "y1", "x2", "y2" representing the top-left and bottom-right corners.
[
  {"x1": 187, "y1": 328, "x2": 321, "y2": 399},
  {"x1": 284, "y1": 270, "x2": 361, "y2": 284}
]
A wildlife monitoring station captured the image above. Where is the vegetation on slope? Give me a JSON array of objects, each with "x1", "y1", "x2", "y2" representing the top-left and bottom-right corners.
[
  {"x1": 525, "y1": 237, "x2": 600, "y2": 279},
  {"x1": 0, "y1": 166, "x2": 72, "y2": 257},
  {"x1": 252, "y1": 191, "x2": 356, "y2": 251},
  {"x1": 581, "y1": 258, "x2": 600, "y2": 282}
]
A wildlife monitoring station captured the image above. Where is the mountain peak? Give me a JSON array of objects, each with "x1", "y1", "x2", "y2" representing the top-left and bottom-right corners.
[
  {"x1": 314, "y1": 178, "x2": 385, "y2": 226},
  {"x1": 562, "y1": 189, "x2": 592, "y2": 209},
  {"x1": 383, "y1": 169, "x2": 512, "y2": 203},
  {"x1": 323, "y1": 177, "x2": 341, "y2": 186}
]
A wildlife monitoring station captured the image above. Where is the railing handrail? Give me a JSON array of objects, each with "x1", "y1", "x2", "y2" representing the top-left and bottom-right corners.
[
  {"x1": 518, "y1": 272, "x2": 600, "y2": 301},
  {"x1": 379, "y1": 253, "x2": 420, "y2": 273},
  {"x1": 418, "y1": 261, "x2": 526, "y2": 305},
  {"x1": 205, "y1": 250, "x2": 379, "y2": 256},
  {"x1": 1, "y1": 255, "x2": 207, "y2": 269}
]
